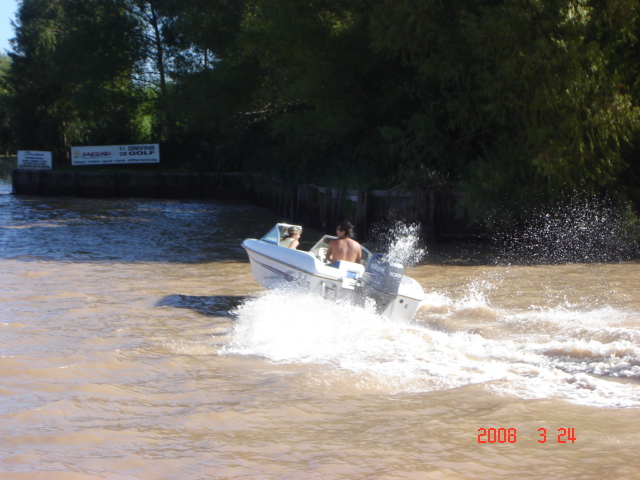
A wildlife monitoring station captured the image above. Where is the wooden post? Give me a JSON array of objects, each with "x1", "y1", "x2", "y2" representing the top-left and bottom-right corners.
[
  {"x1": 309, "y1": 185, "x2": 321, "y2": 230},
  {"x1": 355, "y1": 189, "x2": 369, "y2": 240},
  {"x1": 322, "y1": 187, "x2": 332, "y2": 230},
  {"x1": 333, "y1": 188, "x2": 343, "y2": 227},
  {"x1": 296, "y1": 184, "x2": 309, "y2": 225}
]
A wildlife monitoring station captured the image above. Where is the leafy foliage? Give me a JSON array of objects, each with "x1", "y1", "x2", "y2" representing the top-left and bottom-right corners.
[
  {"x1": 372, "y1": 0, "x2": 640, "y2": 224},
  {"x1": 6, "y1": 0, "x2": 148, "y2": 160},
  {"x1": 3, "y1": 0, "x2": 640, "y2": 228},
  {"x1": 0, "y1": 53, "x2": 13, "y2": 154}
]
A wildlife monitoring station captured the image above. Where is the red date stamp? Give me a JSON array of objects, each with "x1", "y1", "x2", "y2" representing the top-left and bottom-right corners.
[{"x1": 477, "y1": 427, "x2": 576, "y2": 444}]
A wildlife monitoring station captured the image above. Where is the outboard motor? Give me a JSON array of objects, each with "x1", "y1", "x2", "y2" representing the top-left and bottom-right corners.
[
  {"x1": 359, "y1": 254, "x2": 404, "y2": 314},
  {"x1": 365, "y1": 254, "x2": 403, "y2": 295}
]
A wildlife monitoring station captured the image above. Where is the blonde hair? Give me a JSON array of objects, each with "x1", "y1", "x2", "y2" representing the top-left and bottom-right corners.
[{"x1": 282, "y1": 226, "x2": 301, "y2": 239}]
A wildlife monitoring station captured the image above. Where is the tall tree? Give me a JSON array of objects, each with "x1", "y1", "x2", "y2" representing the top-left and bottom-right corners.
[
  {"x1": 372, "y1": 0, "x2": 640, "y2": 222},
  {"x1": 7, "y1": 0, "x2": 149, "y2": 162},
  {"x1": 0, "y1": 53, "x2": 13, "y2": 155},
  {"x1": 130, "y1": 0, "x2": 249, "y2": 168},
  {"x1": 222, "y1": 0, "x2": 408, "y2": 185},
  {"x1": 57, "y1": 0, "x2": 148, "y2": 145},
  {"x1": 7, "y1": 0, "x2": 70, "y2": 159}
]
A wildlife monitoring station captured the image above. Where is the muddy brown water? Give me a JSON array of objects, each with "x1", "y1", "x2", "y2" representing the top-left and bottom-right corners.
[{"x1": 1, "y1": 181, "x2": 638, "y2": 479}]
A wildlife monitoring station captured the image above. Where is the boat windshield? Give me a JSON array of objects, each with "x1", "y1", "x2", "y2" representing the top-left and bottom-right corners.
[
  {"x1": 260, "y1": 225, "x2": 280, "y2": 245},
  {"x1": 261, "y1": 223, "x2": 303, "y2": 246},
  {"x1": 260, "y1": 223, "x2": 371, "y2": 264},
  {"x1": 309, "y1": 235, "x2": 334, "y2": 257}
]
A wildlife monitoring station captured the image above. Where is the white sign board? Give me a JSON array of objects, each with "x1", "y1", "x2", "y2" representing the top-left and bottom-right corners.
[
  {"x1": 71, "y1": 144, "x2": 160, "y2": 165},
  {"x1": 17, "y1": 150, "x2": 52, "y2": 170}
]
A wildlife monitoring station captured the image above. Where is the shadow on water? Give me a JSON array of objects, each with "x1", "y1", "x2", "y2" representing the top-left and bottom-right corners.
[
  {"x1": 0, "y1": 195, "x2": 279, "y2": 263},
  {"x1": 156, "y1": 294, "x2": 248, "y2": 317},
  {"x1": 2, "y1": 180, "x2": 637, "y2": 266}
]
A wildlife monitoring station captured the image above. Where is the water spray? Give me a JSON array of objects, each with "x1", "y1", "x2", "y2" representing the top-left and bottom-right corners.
[{"x1": 368, "y1": 219, "x2": 427, "y2": 268}]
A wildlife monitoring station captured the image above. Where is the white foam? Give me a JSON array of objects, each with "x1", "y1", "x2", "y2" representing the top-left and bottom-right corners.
[{"x1": 222, "y1": 286, "x2": 640, "y2": 408}]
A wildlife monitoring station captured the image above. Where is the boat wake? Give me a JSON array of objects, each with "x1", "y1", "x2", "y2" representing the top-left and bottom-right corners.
[{"x1": 222, "y1": 287, "x2": 640, "y2": 409}]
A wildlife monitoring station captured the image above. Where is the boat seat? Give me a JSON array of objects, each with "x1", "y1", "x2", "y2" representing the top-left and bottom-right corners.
[
  {"x1": 336, "y1": 261, "x2": 365, "y2": 290},
  {"x1": 336, "y1": 261, "x2": 365, "y2": 278}
]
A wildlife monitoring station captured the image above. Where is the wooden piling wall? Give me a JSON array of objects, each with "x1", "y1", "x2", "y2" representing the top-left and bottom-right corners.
[{"x1": 11, "y1": 169, "x2": 479, "y2": 240}]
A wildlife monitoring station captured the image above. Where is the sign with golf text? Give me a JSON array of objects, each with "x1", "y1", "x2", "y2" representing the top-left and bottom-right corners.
[
  {"x1": 71, "y1": 144, "x2": 160, "y2": 165},
  {"x1": 17, "y1": 150, "x2": 52, "y2": 170}
]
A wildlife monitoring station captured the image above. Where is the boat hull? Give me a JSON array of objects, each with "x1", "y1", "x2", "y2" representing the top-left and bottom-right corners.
[{"x1": 242, "y1": 238, "x2": 423, "y2": 322}]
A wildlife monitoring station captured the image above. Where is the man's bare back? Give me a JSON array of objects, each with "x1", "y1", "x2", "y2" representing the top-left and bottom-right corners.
[{"x1": 326, "y1": 221, "x2": 362, "y2": 265}]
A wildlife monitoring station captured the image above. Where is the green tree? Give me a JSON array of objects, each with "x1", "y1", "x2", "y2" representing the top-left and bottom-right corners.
[
  {"x1": 7, "y1": 0, "x2": 150, "y2": 163},
  {"x1": 218, "y1": 0, "x2": 408, "y2": 186},
  {"x1": 57, "y1": 0, "x2": 149, "y2": 146},
  {"x1": 140, "y1": 0, "x2": 251, "y2": 169},
  {"x1": 7, "y1": 0, "x2": 70, "y2": 160},
  {"x1": 127, "y1": 0, "x2": 173, "y2": 144},
  {"x1": 372, "y1": 0, "x2": 640, "y2": 223},
  {"x1": 0, "y1": 53, "x2": 13, "y2": 155}
]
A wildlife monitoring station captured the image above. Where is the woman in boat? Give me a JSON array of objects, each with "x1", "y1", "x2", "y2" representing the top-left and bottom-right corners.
[{"x1": 280, "y1": 226, "x2": 301, "y2": 249}]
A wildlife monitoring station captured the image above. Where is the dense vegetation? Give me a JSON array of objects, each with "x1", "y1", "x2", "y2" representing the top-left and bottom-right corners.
[{"x1": 1, "y1": 0, "x2": 639, "y2": 228}]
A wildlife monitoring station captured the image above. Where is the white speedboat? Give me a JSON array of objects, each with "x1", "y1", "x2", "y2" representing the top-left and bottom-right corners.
[{"x1": 242, "y1": 223, "x2": 424, "y2": 321}]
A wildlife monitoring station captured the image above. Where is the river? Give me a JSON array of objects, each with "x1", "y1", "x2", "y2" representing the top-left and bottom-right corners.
[{"x1": 0, "y1": 177, "x2": 639, "y2": 479}]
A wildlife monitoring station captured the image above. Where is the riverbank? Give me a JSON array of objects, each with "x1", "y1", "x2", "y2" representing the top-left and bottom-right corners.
[{"x1": 10, "y1": 168, "x2": 480, "y2": 241}]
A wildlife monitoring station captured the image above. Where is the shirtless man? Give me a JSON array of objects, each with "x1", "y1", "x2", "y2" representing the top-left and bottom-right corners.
[{"x1": 326, "y1": 221, "x2": 362, "y2": 266}]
